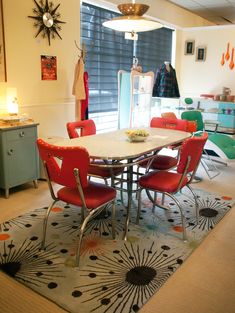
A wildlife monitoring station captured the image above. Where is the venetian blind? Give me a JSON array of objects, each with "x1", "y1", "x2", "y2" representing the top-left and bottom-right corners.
[
  {"x1": 81, "y1": 3, "x2": 173, "y2": 114},
  {"x1": 81, "y1": 3, "x2": 133, "y2": 113}
]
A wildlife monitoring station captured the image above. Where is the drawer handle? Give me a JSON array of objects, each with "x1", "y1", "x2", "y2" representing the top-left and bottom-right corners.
[
  {"x1": 7, "y1": 149, "x2": 14, "y2": 155},
  {"x1": 19, "y1": 131, "x2": 25, "y2": 137}
]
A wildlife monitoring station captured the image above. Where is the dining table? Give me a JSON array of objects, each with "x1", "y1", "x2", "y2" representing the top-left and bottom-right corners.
[{"x1": 54, "y1": 127, "x2": 191, "y2": 240}]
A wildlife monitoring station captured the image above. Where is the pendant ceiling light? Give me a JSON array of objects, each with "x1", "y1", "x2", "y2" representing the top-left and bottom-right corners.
[{"x1": 102, "y1": 1, "x2": 162, "y2": 33}]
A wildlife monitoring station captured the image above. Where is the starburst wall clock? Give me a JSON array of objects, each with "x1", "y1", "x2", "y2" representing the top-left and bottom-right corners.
[{"x1": 28, "y1": 0, "x2": 65, "y2": 46}]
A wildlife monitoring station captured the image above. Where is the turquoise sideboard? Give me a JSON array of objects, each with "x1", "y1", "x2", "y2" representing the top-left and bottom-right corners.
[
  {"x1": 0, "y1": 123, "x2": 39, "y2": 198},
  {"x1": 118, "y1": 70, "x2": 154, "y2": 129}
]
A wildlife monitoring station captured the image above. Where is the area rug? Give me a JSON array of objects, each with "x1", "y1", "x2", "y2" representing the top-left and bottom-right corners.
[{"x1": 0, "y1": 189, "x2": 233, "y2": 313}]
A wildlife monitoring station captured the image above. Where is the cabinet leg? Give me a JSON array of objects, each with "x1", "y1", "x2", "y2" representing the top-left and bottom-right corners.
[
  {"x1": 5, "y1": 189, "x2": 9, "y2": 199},
  {"x1": 33, "y1": 180, "x2": 38, "y2": 189}
]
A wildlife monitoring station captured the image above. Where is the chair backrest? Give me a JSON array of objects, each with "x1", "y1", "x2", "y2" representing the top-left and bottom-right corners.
[
  {"x1": 181, "y1": 110, "x2": 204, "y2": 132},
  {"x1": 177, "y1": 132, "x2": 208, "y2": 175},
  {"x1": 37, "y1": 139, "x2": 90, "y2": 188},
  {"x1": 186, "y1": 120, "x2": 197, "y2": 133},
  {"x1": 184, "y1": 98, "x2": 193, "y2": 105},
  {"x1": 161, "y1": 112, "x2": 177, "y2": 119},
  {"x1": 66, "y1": 119, "x2": 96, "y2": 138},
  {"x1": 150, "y1": 117, "x2": 188, "y2": 131}
]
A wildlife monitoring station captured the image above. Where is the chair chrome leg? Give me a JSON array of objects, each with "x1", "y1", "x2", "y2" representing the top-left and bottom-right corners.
[
  {"x1": 200, "y1": 159, "x2": 220, "y2": 179},
  {"x1": 120, "y1": 173, "x2": 124, "y2": 205},
  {"x1": 41, "y1": 199, "x2": 58, "y2": 250},
  {"x1": 187, "y1": 185, "x2": 199, "y2": 223},
  {"x1": 111, "y1": 201, "x2": 116, "y2": 239},
  {"x1": 75, "y1": 211, "x2": 95, "y2": 267},
  {"x1": 146, "y1": 189, "x2": 155, "y2": 203},
  {"x1": 165, "y1": 192, "x2": 187, "y2": 241},
  {"x1": 33, "y1": 180, "x2": 38, "y2": 188},
  {"x1": 81, "y1": 205, "x2": 85, "y2": 222},
  {"x1": 123, "y1": 161, "x2": 133, "y2": 241},
  {"x1": 152, "y1": 192, "x2": 156, "y2": 213},
  {"x1": 136, "y1": 188, "x2": 142, "y2": 224}
]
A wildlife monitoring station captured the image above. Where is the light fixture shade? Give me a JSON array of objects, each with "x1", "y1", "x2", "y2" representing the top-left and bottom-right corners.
[
  {"x1": 102, "y1": 2, "x2": 162, "y2": 33},
  {"x1": 103, "y1": 16, "x2": 162, "y2": 32},
  {"x1": 118, "y1": 3, "x2": 149, "y2": 16}
]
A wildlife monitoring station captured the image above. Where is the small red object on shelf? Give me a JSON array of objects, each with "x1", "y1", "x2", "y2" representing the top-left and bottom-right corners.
[{"x1": 200, "y1": 94, "x2": 214, "y2": 99}]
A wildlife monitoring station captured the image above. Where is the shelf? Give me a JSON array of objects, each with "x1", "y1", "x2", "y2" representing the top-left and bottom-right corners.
[
  {"x1": 205, "y1": 126, "x2": 235, "y2": 135},
  {"x1": 133, "y1": 92, "x2": 152, "y2": 96},
  {"x1": 118, "y1": 70, "x2": 154, "y2": 128},
  {"x1": 203, "y1": 111, "x2": 235, "y2": 116}
]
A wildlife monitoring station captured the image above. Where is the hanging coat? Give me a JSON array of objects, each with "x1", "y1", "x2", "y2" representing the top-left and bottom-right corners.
[
  {"x1": 152, "y1": 63, "x2": 180, "y2": 98},
  {"x1": 72, "y1": 58, "x2": 86, "y2": 100},
  {"x1": 81, "y1": 71, "x2": 89, "y2": 120}
]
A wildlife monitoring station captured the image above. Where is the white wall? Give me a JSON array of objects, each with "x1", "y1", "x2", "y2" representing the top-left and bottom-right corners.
[
  {"x1": 1, "y1": 0, "x2": 230, "y2": 138},
  {"x1": 178, "y1": 26, "x2": 235, "y2": 98},
  {"x1": 0, "y1": 0, "x2": 80, "y2": 137}
]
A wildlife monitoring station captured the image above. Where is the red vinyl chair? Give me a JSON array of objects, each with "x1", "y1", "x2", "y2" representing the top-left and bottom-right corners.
[
  {"x1": 67, "y1": 119, "x2": 96, "y2": 138},
  {"x1": 150, "y1": 116, "x2": 188, "y2": 131},
  {"x1": 138, "y1": 117, "x2": 189, "y2": 173},
  {"x1": 37, "y1": 139, "x2": 116, "y2": 267},
  {"x1": 137, "y1": 132, "x2": 208, "y2": 241},
  {"x1": 66, "y1": 119, "x2": 124, "y2": 185}
]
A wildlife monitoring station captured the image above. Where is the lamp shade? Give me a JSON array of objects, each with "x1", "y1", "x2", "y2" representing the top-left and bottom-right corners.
[
  {"x1": 7, "y1": 88, "x2": 18, "y2": 115},
  {"x1": 102, "y1": 2, "x2": 162, "y2": 33}
]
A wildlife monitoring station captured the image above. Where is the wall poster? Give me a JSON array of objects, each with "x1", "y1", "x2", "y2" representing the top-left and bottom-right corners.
[{"x1": 41, "y1": 55, "x2": 57, "y2": 80}]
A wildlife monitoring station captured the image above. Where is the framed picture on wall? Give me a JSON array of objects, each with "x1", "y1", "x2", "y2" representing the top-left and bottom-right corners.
[
  {"x1": 41, "y1": 55, "x2": 57, "y2": 80},
  {"x1": 184, "y1": 40, "x2": 195, "y2": 55},
  {"x1": 196, "y1": 46, "x2": 206, "y2": 61}
]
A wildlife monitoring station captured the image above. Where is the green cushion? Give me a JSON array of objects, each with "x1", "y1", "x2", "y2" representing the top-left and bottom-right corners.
[
  {"x1": 181, "y1": 110, "x2": 204, "y2": 131},
  {"x1": 184, "y1": 98, "x2": 193, "y2": 105},
  {"x1": 208, "y1": 133, "x2": 235, "y2": 159}
]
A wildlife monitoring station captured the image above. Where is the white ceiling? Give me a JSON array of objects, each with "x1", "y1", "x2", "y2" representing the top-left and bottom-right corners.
[{"x1": 167, "y1": 0, "x2": 235, "y2": 25}]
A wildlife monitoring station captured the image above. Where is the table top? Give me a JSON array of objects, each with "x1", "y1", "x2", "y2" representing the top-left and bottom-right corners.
[
  {"x1": 0, "y1": 121, "x2": 39, "y2": 131},
  {"x1": 54, "y1": 127, "x2": 191, "y2": 161}
]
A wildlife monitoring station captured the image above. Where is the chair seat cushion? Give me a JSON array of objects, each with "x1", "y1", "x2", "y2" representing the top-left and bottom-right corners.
[
  {"x1": 89, "y1": 160, "x2": 124, "y2": 178},
  {"x1": 139, "y1": 170, "x2": 188, "y2": 193},
  {"x1": 57, "y1": 181, "x2": 116, "y2": 209},
  {"x1": 139, "y1": 155, "x2": 178, "y2": 170}
]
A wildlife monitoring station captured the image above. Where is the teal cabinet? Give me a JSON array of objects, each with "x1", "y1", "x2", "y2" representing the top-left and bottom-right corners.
[
  {"x1": 0, "y1": 123, "x2": 39, "y2": 198},
  {"x1": 118, "y1": 70, "x2": 154, "y2": 129},
  {"x1": 199, "y1": 100, "x2": 235, "y2": 134}
]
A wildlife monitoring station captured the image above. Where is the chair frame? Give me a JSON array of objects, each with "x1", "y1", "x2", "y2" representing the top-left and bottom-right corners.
[
  {"x1": 181, "y1": 110, "x2": 222, "y2": 179},
  {"x1": 136, "y1": 133, "x2": 208, "y2": 241},
  {"x1": 137, "y1": 156, "x2": 198, "y2": 241},
  {"x1": 137, "y1": 117, "x2": 188, "y2": 176},
  {"x1": 40, "y1": 144, "x2": 116, "y2": 268},
  {"x1": 66, "y1": 119, "x2": 124, "y2": 186}
]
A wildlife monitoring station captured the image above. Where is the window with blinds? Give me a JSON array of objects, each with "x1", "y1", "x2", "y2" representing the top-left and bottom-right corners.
[
  {"x1": 81, "y1": 3, "x2": 133, "y2": 113},
  {"x1": 136, "y1": 28, "x2": 173, "y2": 75},
  {"x1": 81, "y1": 2, "x2": 173, "y2": 114}
]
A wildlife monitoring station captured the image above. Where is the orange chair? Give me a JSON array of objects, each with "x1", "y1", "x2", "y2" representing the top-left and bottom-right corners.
[
  {"x1": 137, "y1": 132, "x2": 208, "y2": 241},
  {"x1": 66, "y1": 120, "x2": 124, "y2": 185},
  {"x1": 161, "y1": 112, "x2": 177, "y2": 119},
  {"x1": 37, "y1": 139, "x2": 116, "y2": 267}
]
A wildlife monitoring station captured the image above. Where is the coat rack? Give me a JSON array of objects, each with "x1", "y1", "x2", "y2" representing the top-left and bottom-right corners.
[{"x1": 74, "y1": 40, "x2": 87, "y2": 62}]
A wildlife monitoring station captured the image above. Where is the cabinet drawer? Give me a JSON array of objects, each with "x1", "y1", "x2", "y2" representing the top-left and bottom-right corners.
[{"x1": 6, "y1": 127, "x2": 36, "y2": 141}]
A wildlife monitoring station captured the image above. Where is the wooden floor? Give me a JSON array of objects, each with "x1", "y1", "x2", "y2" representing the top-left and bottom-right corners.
[{"x1": 0, "y1": 160, "x2": 235, "y2": 313}]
